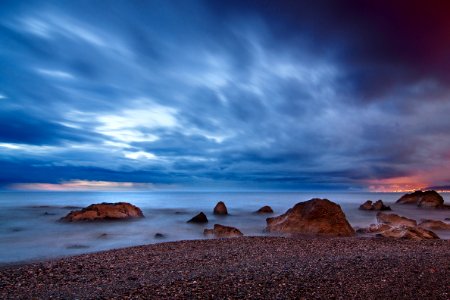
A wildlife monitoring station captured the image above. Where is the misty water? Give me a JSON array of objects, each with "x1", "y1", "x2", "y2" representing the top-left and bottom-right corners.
[{"x1": 0, "y1": 191, "x2": 449, "y2": 264}]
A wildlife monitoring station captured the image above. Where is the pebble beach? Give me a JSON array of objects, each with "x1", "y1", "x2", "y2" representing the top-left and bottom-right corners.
[{"x1": 1, "y1": 236, "x2": 449, "y2": 299}]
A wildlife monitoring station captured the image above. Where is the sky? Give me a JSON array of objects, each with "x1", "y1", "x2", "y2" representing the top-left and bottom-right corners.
[{"x1": 1, "y1": 0, "x2": 450, "y2": 192}]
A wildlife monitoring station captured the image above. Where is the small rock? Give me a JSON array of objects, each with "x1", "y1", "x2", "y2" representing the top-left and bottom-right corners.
[
  {"x1": 256, "y1": 206, "x2": 273, "y2": 214},
  {"x1": 359, "y1": 200, "x2": 391, "y2": 211},
  {"x1": 372, "y1": 200, "x2": 391, "y2": 211},
  {"x1": 203, "y1": 224, "x2": 243, "y2": 238},
  {"x1": 154, "y1": 233, "x2": 165, "y2": 239},
  {"x1": 359, "y1": 200, "x2": 373, "y2": 210},
  {"x1": 187, "y1": 212, "x2": 208, "y2": 223},
  {"x1": 213, "y1": 201, "x2": 228, "y2": 215}
]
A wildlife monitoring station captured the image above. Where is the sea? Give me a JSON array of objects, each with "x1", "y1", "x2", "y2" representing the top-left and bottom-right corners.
[{"x1": 0, "y1": 191, "x2": 449, "y2": 264}]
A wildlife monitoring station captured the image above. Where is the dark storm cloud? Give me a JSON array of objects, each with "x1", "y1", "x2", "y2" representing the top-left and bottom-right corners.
[{"x1": 1, "y1": 0, "x2": 450, "y2": 190}]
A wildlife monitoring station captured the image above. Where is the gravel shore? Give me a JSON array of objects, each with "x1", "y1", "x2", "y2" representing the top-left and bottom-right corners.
[{"x1": 1, "y1": 236, "x2": 449, "y2": 299}]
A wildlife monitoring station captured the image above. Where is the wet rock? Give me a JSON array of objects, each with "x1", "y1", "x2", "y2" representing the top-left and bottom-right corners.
[
  {"x1": 372, "y1": 200, "x2": 391, "y2": 211},
  {"x1": 154, "y1": 233, "x2": 166, "y2": 239},
  {"x1": 359, "y1": 200, "x2": 373, "y2": 210},
  {"x1": 359, "y1": 200, "x2": 391, "y2": 211},
  {"x1": 213, "y1": 201, "x2": 228, "y2": 215},
  {"x1": 396, "y1": 190, "x2": 444, "y2": 208},
  {"x1": 203, "y1": 224, "x2": 243, "y2": 238},
  {"x1": 357, "y1": 223, "x2": 392, "y2": 234},
  {"x1": 266, "y1": 198, "x2": 355, "y2": 237},
  {"x1": 376, "y1": 212, "x2": 417, "y2": 227},
  {"x1": 98, "y1": 233, "x2": 108, "y2": 239},
  {"x1": 256, "y1": 206, "x2": 273, "y2": 214},
  {"x1": 61, "y1": 202, "x2": 144, "y2": 222},
  {"x1": 187, "y1": 212, "x2": 208, "y2": 223},
  {"x1": 44, "y1": 212, "x2": 56, "y2": 216},
  {"x1": 66, "y1": 244, "x2": 90, "y2": 249},
  {"x1": 419, "y1": 219, "x2": 450, "y2": 230},
  {"x1": 376, "y1": 226, "x2": 440, "y2": 240}
]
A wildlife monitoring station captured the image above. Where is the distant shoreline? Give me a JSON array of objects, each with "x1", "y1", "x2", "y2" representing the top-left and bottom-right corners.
[{"x1": 1, "y1": 236, "x2": 449, "y2": 299}]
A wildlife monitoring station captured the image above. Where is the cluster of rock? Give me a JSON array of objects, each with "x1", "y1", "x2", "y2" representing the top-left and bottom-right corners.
[
  {"x1": 359, "y1": 200, "x2": 391, "y2": 211},
  {"x1": 356, "y1": 212, "x2": 445, "y2": 240},
  {"x1": 61, "y1": 202, "x2": 144, "y2": 222},
  {"x1": 396, "y1": 190, "x2": 448, "y2": 208}
]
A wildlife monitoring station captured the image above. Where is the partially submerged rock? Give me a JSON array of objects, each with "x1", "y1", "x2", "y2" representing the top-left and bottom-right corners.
[
  {"x1": 213, "y1": 201, "x2": 228, "y2": 215},
  {"x1": 419, "y1": 219, "x2": 450, "y2": 230},
  {"x1": 357, "y1": 212, "x2": 441, "y2": 240},
  {"x1": 359, "y1": 200, "x2": 391, "y2": 211},
  {"x1": 376, "y1": 212, "x2": 417, "y2": 227},
  {"x1": 359, "y1": 200, "x2": 373, "y2": 210},
  {"x1": 187, "y1": 212, "x2": 208, "y2": 223},
  {"x1": 61, "y1": 202, "x2": 144, "y2": 222},
  {"x1": 356, "y1": 223, "x2": 391, "y2": 234},
  {"x1": 376, "y1": 226, "x2": 440, "y2": 240},
  {"x1": 396, "y1": 190, "x2": 445, "y2": 208},
  {"x1": 373, "y1": 200, "x2": 391, "y2": 211},
  {"x1": 266, "y1": 198, "x2": 355, "y2": 237},
  {"x1": 204, "y1": 224, "x2": 243, "y2": 238},
  {"x1": 154, "y1": 233, "x2": 166, "y2": 239},
  {"x1": 256, "y1": 206, "x2": 273, "y2": 214}
]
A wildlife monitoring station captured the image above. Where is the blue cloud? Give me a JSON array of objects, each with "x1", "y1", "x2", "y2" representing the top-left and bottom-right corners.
[{"x1": 1, "y1": 0, "x2": 450, "y2": 190}]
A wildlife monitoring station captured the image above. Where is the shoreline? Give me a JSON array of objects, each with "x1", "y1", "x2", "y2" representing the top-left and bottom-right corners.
[{"x1": 1, "y1": 236, "x2": 449, "y2": 299}]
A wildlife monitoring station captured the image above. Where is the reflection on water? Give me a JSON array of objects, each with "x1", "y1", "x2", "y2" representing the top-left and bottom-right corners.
[{"x1": 0, "y1": 191, "x2": 449, "y2": 264}]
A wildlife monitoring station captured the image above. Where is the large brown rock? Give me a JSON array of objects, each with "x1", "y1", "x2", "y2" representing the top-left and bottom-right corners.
[
  {"x1": 204, "y1": 224, "x2": 243, "y2": 238},
  {"x1": 187, "y1": 212, "x2": 208, "y2": 223},
  {"x1": 396, "y1": 190, "x2": 444, "y2": 208},
  {"x1": 376, "y1": 226, "x2": 440, "y2": 240},
  {"x1": 61, "y1": 202, "x2": 144, "y2": 222},
  {"x1": 376, "y1": 212, "x2": 417, "y2": 227},
  {"x1": 265, "y1": 198, "x2": 355, "y2": 237},
  {"x1": 419, "y1": 219, "x2": 450, "y2": 230},
  {"x1": 256, "y1": 206, "x2": 273, "y2": 214},
  {"x1": 213, "y1": 201, "x2": 228, "y2": 215}
]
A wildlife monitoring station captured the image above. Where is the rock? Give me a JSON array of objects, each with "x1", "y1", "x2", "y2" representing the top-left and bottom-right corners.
[
  {"x1": 154, "y1": 233, "x2": 165, "y2": 239},
  {"x1": 213, "y1": 201, "x2": 228, "y2": 215},
  {"x1": 187, "y1": 212, "x2": 208, "y2": 223},
  {"x1": 61, "y1": 202, "x2": 144, "y2": 222},
  {"x1": 372, "y1": 200, "x2": 391, "y2": 211},
  {"x1": 376, "y1": 212, "x2": 417, "y2": 227},
  {"x1": 98, "y1": 233, "x2": 108, "y2": 239},
  {"x1": 419, "y1": 219, "x2": 450, "y2": 230},
  {"x1": 396, "y1": 190, "x2": 444, "y2": 208},
  {"x1": 359, "y1": 200, "x2": 391, "y2": 211},
  {"x1": 203, "y1": 224, "x2": 243, "y2": 238},
  {"x1": 357, "y1": 223, "x2": 392, "y2": 234},
  {"x1": 359, "y1": 200, "x2": 373, "y2": 210},
  {"x1": 265, "y1": 198, "x2": 355, "y2": 237},
  {"x1": 446, "y1": 218, "x2": 450, "y2": 221},
  {"x1": 376, "y1": 226, "x2": 440, "y2": 240},
  {"x1": 256, "y1": 206, "x2": 273, "y2": 214},
  {"x1": 66, "y1": 244, "x2": 90, "y2": 249}
]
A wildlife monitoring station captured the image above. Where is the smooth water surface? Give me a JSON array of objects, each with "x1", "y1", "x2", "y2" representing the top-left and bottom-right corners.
[{"x1": 0, "y1": 191, "x2": 449, "y2": 264}]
